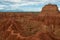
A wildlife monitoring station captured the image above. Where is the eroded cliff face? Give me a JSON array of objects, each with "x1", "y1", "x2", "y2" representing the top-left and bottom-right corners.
[{"x1": 0, "y1": 4, "x2": 60, "y2": 40}]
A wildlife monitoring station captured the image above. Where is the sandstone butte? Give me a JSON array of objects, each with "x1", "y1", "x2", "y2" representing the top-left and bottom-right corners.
[{"x1": 0, "y1": 4, "x2": 60, "y2": 40}]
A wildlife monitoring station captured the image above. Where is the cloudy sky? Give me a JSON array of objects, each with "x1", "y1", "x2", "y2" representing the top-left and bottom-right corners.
[{"x1": 0, "y1": 0, "x2": 60, "y2": 12}]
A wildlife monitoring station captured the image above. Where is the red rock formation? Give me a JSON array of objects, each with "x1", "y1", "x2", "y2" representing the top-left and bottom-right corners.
[
  {"x1": 39, "y1": 4, "x2": 59, "y2": 16},
  {"x1": 38, "y1": 4, "x2": 60, "y2": 40},
  {"x1": 0, "y1": 4, "x2": 60, "y2": 40}
]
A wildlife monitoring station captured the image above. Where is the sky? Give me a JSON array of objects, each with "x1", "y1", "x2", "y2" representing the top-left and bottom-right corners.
[{"x1": 0, "y1": 0, "x2": 60, "y2": 12}]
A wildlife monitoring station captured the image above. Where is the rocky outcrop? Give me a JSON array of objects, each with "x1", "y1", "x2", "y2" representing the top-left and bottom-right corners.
[
  {"x1": 38, "y1": 4, "x2": 60, "y2": 40},
  {"x1": 0, "y1": 4, "x2": 60, "y2": 40},
  {"x1": 39, "y1": 4, "x2": 59, "y2": 16}
]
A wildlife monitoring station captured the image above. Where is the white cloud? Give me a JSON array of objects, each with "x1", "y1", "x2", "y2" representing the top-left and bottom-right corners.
[
  {"x1": 58, "y1": 8, "x2": 60, "y2": 11},
  {"x1": 4, "y1": 1, "x2": 43, "y2": 10},
  {"x1": 3, "y1": 0, "x2": 60, "y2": 6},
  {"x1": 0, "y1": 8, "x2": 4, "y2": 10},
  {"x1": 0, "y1": 5, "x2": 6, "y2": 10},
  {"x1": 0, "y1": 0, "x2": 60, "y2": 11},
  {"x1": 19, "y1": 2, "x2": 43, "y2": 6},
  {"x1": 6, "y1": 4, "x2": 20, "y2": 10},
  {"x1": 4, "y1": 0, "x2": 22, "y2": 2}
]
